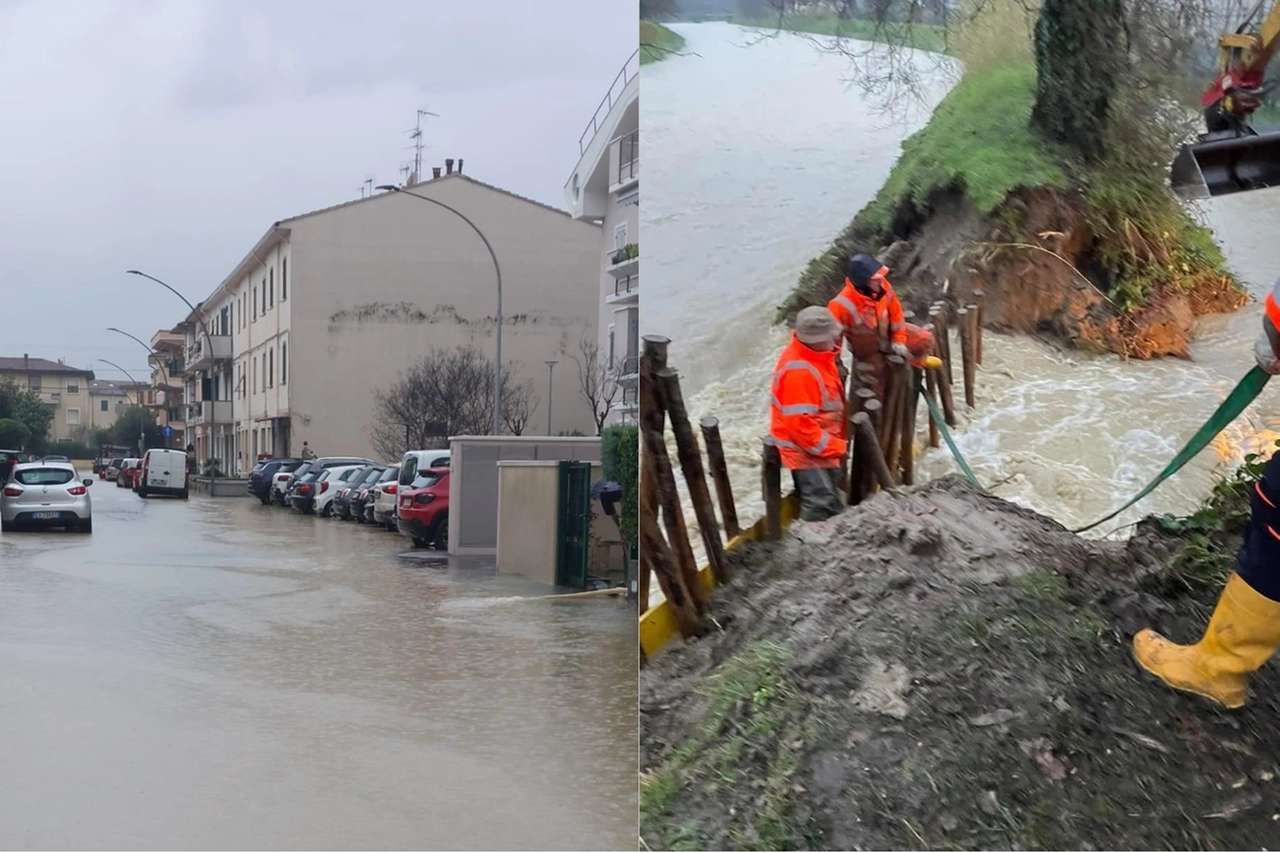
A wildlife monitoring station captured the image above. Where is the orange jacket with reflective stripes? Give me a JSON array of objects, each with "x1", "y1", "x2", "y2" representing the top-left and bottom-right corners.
[
  {"x1": 769, "y1": 333, "x2": 848, "y2": 470},
  {"x1": 828, "y1": 276, "x2": 907, "y2": 349}
]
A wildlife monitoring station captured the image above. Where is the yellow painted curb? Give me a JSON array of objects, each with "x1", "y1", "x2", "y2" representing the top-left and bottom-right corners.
[{"x1": 639, "y1": 493, "x2": 801, "y2": 659}]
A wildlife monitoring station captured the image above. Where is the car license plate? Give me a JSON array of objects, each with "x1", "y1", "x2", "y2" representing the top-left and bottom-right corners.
[{"x1": 32, "y1": 512, "x2": 59, "y2": 520}]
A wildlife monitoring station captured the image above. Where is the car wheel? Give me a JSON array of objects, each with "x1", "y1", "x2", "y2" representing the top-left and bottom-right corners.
[
  {"x1": 431, "y1": 514, "x2": 449, "y2": 551},
  {"x1": 411, "y1": 536, "x2": 428, "y2": 548},
  {"x1": 180, "y1": 489, "x2": 189, "y2": 500},
  {"x1": 78, "y1": 519, "x2": 93, "y2": 534},
  {"x1": 259, "y1": 495, "x2": 270, "y2": 505},
  {"x1": 321, "y1": 502, "x2": 333, "y2": 518},
  {"x1": 138, "y1": 488, "x2": 148, "y2": 498},
  {"x1": 1, "y1": 519, "x2": 12, "y2": 533}
]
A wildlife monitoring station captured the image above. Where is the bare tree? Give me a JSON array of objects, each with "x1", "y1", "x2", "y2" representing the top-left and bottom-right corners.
[
  {"x1": 502, "y1": 379, "x2": 537, "y2": 436},
  {"x1": 369, "y1": 346, "x2": 538, "y2": 459},
  {"x1": 571, "y1": 337, "x2": 621, "y2": 436}
]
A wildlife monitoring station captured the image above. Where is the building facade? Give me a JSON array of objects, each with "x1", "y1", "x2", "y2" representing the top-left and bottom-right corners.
[
  {"x1": 0, "y1": 356, "x2": 96, "y2": 443},
  {"x1": 149, "y1": 329, "x2": 186, "y2": 448},
  {"x1": 564, "y1": 49, "x2": 640, "y2": 427},
  {"x1": 171, "y1": 170, "x2": 603, "y2": 476}
]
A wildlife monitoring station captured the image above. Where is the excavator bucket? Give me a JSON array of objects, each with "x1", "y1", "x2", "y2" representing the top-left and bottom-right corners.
[{"x1": 1171, "y1": 130, "x2": 1280, "y2": 199}]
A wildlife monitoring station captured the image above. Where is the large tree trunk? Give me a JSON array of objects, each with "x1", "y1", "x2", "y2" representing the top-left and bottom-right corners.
[{"x1": 1030, "y1": 0, "x2": 1127, "y2": 161}]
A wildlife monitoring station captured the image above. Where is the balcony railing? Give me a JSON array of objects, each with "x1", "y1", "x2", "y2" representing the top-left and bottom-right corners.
[
  {"x1": 185, "y1": 335, "x2": 232, "y2": 372},
  {"x1": 615, "y1": 129, "x2": 639, "y2": 185},
  {"x1": 186, "y1": 399, "x2": 232, "y2": 426},
  {"x1": 606, "y1": 274, "x2": 639, "y2": 305},
  {"x1": 616, "y1": 355, "x2": 640, "y2": 384},
  {"x1": 607, "y1": 244, "x2": 639, "y2": 279},
  {"x1": 578, "y1": 49, "x2": 639, "y2": 155}
]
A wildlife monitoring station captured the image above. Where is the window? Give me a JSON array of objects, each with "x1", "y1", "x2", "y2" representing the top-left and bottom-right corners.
[
  {"x1": 252, "y1": 287, "x2": 258, "y2": 320},
  {"x1": 262, "y1": 278, "x2": 267, "y2": 314},
  {"x1": 67, "y1": 382, "x2": 79, "y2": 394},
  {"x1": 614, "y1": 222, "x2": 628, "y2": 250},
  {"x1": 15, "y1": 468, "x2": 75, "y2": 486},
  {"x1": 100, "y1": 400, "x2": 109, "y2": 412},
  {"x1": 66, "y1": 408, "x2": 80, "y2": 426},
  {"x1": 269, "y1": 267, "x2": 274, "y2": 307},
  {"x1": 29, "y1": 375, "x2": 41, "y2": 391},
  {"x1": 253, "y1": 358, "x2": 257, "y2": 394},
  {"x1": 281, "y1": 341, "x2": 288, "y2": 384},
  {"x1": 608, "y1": 325, "x2": 615, "y2": 366},
  {"x1": 262, "y1": 355, "x2": 267, "y2": 389},
  {"x1": 282, "y1": 257, "x2": 288, "y2": 300},
  {"x1": 268, "y1": 349, "x2": 274, "y2": 387}
]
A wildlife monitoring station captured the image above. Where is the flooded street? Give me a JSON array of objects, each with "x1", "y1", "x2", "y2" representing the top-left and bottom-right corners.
[
  {"x1": 644, "y1": 22, "x2": 1280, "y2": 556},
  {"x1": 0, "y1": 473, "x2": 636, "y2": 850}
]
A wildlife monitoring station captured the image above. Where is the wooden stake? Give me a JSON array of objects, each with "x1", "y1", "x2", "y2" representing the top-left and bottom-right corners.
[
  {"x1": 699, "y1": 417, "x2": 741, "y2": 540},
  {"x1": 853, "y1": 412, "x2": 895, "y2": 493},
  {"x1": 639, "y1": 444, "x2": 699, "y2": 637},
  {"x1": 930, "y1": 305, "x2": 953, "y2": 389},
  {"x1": 965, "y1": 304, "x2": 980, "y2": 407},
  {"x1": 972, "y1": 289, "x2": 985, "y2": 366},
  {"x1": 881, "y1": 354, "x2": 907, "y2": 475},
  {"x1": 656, "y1": 367, "x2": 729, "y2": 585},
  {"x1": 640, "y1": 338, "x2": 705, "y2": 616},
  {"x1": 763, "y1": 437, "x2": 783, "y2": 541},
  {"x1": 957, "y1": 308, "x2": 975, "y2": 409},
  {"x1": 924, "y1": 363, "x2": 941, "y2": 449},
  {"x1": 860, "y1": 398, "x2": 882, "y2": 496},
  {"x1": 901, "y1": 365, "x2": 922, "y2": 486}
]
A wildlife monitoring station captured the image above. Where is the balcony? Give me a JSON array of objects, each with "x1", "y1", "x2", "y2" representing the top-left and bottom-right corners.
[
  {"x1": 607, "y1": 244, "x2": 638, "y2": 279},
  {"x1": 610, "y1": 129, "x2": 639, "y2": 193},
  {"x1": 616, "y1": 355, "x2": 639, "y2": 387},
  {"x1": 185, "y1": 335, "x2": 232, "y2": 372},
  {"x1": 606, "y1": 274, "x2": 639, "y2": 306},
  {"x1": 186, "y1": 399, "x2": 232, "y2": 426}
]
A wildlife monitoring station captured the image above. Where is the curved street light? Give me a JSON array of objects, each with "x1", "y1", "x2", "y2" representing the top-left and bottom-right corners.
[
  {"x1": 98, "y1": 358, "x2": 147, "y2": 457},
  {"x1": 106, "y1": 327, "x2": 169, "y2": 388},
  {"x1": 126, "y1": 269, "x2": 230, "y2": 470},
  {"x1": 376, "y1": 184, "x2": 503, "y2": 435}
]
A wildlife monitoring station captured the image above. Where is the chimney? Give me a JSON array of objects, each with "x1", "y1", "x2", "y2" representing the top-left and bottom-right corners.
[
  {"x1": 445, "y1": 158, "x2": 454, "y2": 175},
  {"x1": 432, "y1": 166, "x2": 442, "y2": 179},
  {"x1": 23, "y1": 353, "x2": 28, "y2": 369},
  {"x1": 457, "y1": 158, "x2": 464, "y2": 174}
]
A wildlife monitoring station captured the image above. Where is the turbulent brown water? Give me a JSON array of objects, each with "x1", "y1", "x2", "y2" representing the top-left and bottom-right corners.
[{"x1": 642, "y1": 23, "x2": 1280, "y2": 603}]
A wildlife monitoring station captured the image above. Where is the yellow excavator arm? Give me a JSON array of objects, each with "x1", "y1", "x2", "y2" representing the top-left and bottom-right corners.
[{"x1": 1171, "y1": 1, "x2": 1280, "y2": 198}]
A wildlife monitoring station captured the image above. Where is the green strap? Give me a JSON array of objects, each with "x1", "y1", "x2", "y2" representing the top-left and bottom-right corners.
[
  {"x1": 921, "y1": 367, "x2": 1271, "y2": 534},
  {"x1": 1072, "y1": 366, "x2": 1272, "y2": 533},
  {"x1": 924, "y1": 390, "x2": 980, "y2": 486}
]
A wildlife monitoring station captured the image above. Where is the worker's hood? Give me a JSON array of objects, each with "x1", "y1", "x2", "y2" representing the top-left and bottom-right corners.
[{"x1": 847, "y1": 253, "x2": 888, "y2": 297}]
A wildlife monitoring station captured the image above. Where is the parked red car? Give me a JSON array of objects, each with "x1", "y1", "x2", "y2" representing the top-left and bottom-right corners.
[
  {"x1": 397, "y1": 468, "x2": 449, "y2": 549},
  {"x1": 116, "y1": 459, "x2": 142, "y2": 489}
]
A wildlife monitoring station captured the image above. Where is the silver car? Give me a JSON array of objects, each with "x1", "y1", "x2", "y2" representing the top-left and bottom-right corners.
[{"x1": 1, "y1": 462, "x2": 94, "y2": 533}]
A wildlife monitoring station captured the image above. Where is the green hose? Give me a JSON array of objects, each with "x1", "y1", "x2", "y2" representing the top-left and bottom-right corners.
[{"x1": 922, "y1": 367, "x2": 1272, "y2": 534}]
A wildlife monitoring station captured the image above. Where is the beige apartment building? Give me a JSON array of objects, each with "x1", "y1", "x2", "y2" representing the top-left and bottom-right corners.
[
  {"x1": 564, "y1": 49, "x2": 640, "y2": 426},
  {"x1": 172, "y1": 169, "x2": 603, "y2": 476},
  {"x1": 0, "y1": 356, "x2": 96, "y2": 443},
  {"x1": 148, "y1": 329, "x2": 186, "y2": 448},
  {"x1": 86, "y1": 379, "x2": 151, "y2": 432}
]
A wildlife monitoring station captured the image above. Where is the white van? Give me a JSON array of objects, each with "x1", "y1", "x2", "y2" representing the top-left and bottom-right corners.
[{"x1": 139, "y1": 449, "x2": 189, "y2": 499}]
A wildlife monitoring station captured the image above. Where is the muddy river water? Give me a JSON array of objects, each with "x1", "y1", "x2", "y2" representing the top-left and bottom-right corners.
[
  {"x1": 644, "y1": 23, "x2": 1280, "y2": 572},
  {"x1": 0, "y1": 474, "x2": 636, "y2": 849}
]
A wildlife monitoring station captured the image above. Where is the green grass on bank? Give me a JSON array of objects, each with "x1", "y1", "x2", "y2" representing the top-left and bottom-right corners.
[
  {"x1": 731, "y1": 11, "x2": 949, "y2": 54},
  {"x1": 781, "y1": 62, "x2": 1066, "y2": 318},
  {"x1": 640, "y1": 20, "x2": 686, "y2": 65}
]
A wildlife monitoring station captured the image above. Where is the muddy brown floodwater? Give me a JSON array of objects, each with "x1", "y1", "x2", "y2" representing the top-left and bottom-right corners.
[{"x1": 0, "y1": 471, "x2": 636, "y2": 850}]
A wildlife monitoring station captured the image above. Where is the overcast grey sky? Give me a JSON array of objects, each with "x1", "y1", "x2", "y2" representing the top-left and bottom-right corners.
[{"x1": 0, "y1": 0, "x2": 636, "y2": 380}]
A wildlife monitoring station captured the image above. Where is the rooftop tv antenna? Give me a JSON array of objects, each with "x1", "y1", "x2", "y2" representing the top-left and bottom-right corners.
[{"x1": 407, "y1": 108, "x2": 439, "y2": 182}]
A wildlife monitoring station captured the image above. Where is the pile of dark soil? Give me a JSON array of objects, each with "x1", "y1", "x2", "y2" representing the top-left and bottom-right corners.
[{"x1": 640, "y1": 477, "x2": 1280, "y2": 850}]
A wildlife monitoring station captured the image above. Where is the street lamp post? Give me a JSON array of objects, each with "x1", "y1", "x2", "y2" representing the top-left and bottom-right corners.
[
  {"x1": 375, "y1": 184, "x2": 503, "y2": 435},
  {"x1": 127, "y1": 269, "x2": 230, "y2": 471},
  {"x1": 107, "y1": 326, "x2": 171, "y2": 446},
  {"x1": 546, "y1": 360, "x2": 557, "y2": 435},
  {"x1": 98, "y1": 359, "x2": 146, "y2": 457}
]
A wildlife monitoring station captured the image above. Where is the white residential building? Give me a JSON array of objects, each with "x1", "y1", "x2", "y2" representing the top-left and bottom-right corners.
[
  {"x1": 564, "y1": 49, "x2": 640, "y2": 427},
  {"x1": 175, "y1": 167, "x2": 603, "y2": 476}
]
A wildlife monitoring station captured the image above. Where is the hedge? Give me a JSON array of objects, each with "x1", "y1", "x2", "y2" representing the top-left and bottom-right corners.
[{"x1": 602, "y1": 424, "x2": 639, "y2": 548}]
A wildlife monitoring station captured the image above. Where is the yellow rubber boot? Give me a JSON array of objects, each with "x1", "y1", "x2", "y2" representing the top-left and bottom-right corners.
[{"x1": 1133, "y1": 573, "x2": 1280, "y2": 709}]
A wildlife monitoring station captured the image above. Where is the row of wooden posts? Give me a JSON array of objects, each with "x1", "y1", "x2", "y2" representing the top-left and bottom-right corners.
[{"x1": 639, "y1": 294, "x2": 986, "y2": 655}]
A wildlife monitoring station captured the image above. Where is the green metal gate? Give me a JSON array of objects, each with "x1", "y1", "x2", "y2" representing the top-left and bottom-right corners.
[{"x1": 555, "y1": 461, "x2": 592, "y2": 589}]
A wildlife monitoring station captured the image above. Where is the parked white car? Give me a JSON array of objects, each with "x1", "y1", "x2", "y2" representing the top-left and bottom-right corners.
[
  {"x1": 1, "y1": 461, "x2": 94, "y2": 533},
  {"x1": 375, "y1": 450, "x2": 451, "y2": 530},
  {"x1": 314, "y1": 465, "x2": 366, "y2": 517}
]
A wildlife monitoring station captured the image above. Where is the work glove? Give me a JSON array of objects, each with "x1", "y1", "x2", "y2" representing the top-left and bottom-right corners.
[
  {"x1": 1256, "y1": 330, "x2": 1280, "y2": 375},
  {"x1": 890, "y1": 342, "x2": 910, "y2": 359}
]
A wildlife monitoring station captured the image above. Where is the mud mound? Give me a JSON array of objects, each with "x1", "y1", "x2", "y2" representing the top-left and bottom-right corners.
[{"x1": 640, "y1": 477, "x2": 1280, "y2": 850}]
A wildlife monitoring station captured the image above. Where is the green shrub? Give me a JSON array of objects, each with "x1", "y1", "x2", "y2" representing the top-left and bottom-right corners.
[
  {"x1": 602, "y1": 424, "x2": 639, "y2": 547},
  {"x1": 0, "y1": 418, "x2": 31, "y2": 449}
]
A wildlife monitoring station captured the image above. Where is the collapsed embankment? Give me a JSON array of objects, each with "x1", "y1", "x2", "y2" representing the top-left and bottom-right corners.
[
  {"x1": 776, "y1": 63, "x2": 1247, "y2": 359},
  {"x1": 640, "y1": 476, "x2": 1280, "y2": 850}
]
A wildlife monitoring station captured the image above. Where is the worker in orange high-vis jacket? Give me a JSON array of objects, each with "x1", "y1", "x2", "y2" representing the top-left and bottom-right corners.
[
  {"x1": 1132, "y1": 278, "x2": 1280, "y2": 709},
  {"x1": 828, "y1": 253, "x2": 934, "y2": 367},
  {"x1": 769, "y1": 306, "x2": 848, "y2": 522}
]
